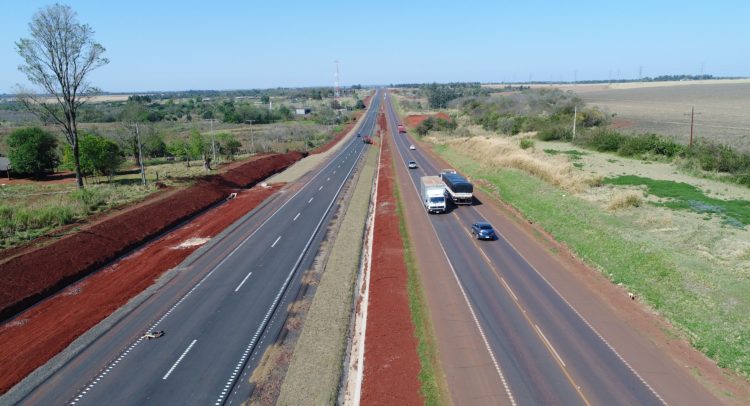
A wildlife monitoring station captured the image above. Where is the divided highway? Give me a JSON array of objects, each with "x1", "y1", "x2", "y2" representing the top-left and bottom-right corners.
[
  {"x1": 19, "y1": 91, "x2": 382, "y2": 406},
  {"x1": 384, "y1": 94, "x2": 668, "y2": 405}
]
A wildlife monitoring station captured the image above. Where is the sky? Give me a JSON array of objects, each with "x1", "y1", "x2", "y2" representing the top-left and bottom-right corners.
[{"x1": 1, "y1": 0, "x2": 749, "y2": 93}]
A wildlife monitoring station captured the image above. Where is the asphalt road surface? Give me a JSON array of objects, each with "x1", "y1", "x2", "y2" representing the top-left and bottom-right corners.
[
  {"x1": 19, "y1": 91, "x2": 382, "y2": 406},
  {"x1": 384, "y1": 93, "x2": 715, "y2": 405}
]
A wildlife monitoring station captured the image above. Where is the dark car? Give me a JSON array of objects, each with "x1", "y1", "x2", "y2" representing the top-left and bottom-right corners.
[{"x1": 471, "y1": 222, "x2": 496, "y2": 240}]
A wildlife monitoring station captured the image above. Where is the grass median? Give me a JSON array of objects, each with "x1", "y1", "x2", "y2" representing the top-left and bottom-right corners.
[{"x1": 276, "y1": 145, "x2": 378, "y2": 405}]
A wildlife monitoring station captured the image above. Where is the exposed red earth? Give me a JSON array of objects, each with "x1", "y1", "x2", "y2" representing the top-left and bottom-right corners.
[
  {"x1": 361, "y1": 111, "x2": 422, "y2": 405},
  {"x1": 0, "y1": 152, "x2": 303, "y2": 323},
  {"x1": 404, "y1": 112, "x2": 450, "y2": 128},
  {"x1": 0, "y1": 182, "x2": 283, "y2": 394}
]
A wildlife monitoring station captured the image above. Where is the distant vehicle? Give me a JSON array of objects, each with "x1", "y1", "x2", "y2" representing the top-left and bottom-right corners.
[
  {"x1": 420, "y1": 176, "x2": 447, "y2": 214},
  {"x1": 142, "y1": 331, "x2": 165, "y2": 340},
  {"x1": 471, "y1": 222, "x2": 496, "y2": 240},
  {"x1": 357, "y1": 132, "x2": 361, "y2": 137},
  {"x1": 408, "y1": 160, "x2": 418, "y2": 169},
  {"x1": 397, "y1": 124, "x2": 406, "y2": 133},
  {"x1": 409, "y1": 144, "x2": 416, "y2": 150},
  {"x1": 362, "y1": 135, "x2": 373, "y2": 144},
  {"x1": 441, "y1": 171, "x2": 473, "y2": 205}
]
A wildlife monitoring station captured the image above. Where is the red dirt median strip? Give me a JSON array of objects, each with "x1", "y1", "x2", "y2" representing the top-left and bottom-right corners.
[
  {"x1": 0, "y1": 182, "x2": 283, "y2": 395},
  {"x1": 0, "y1": 152, "x2": 303, "y2": 323},
  {"x1": 361, "y1": 115, "x2": 422, "y2": 405}
]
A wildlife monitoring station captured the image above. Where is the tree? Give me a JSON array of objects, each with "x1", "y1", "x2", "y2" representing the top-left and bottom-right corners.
[
  {"x1": 119, "y1": 99, "x2": 149, "y2": 184},
  {"x1": 217, "y1": 133, "x2": 241, "y2": 160},
  {"x1": 355, "y1": 99, "x2": 366, "y2": 109},
  {"x1": 189, "y1": 130, "x2": 211, "y2": 170},
  {"x1": 168, "y1": 139, "x2": 191, "y2": 167},
  {"x1": 6, "y1": 127, "x2": 59, "y2": 177},
  {"x1": 15, "y1": 4, "x2": 109, "y2": 188},
  {"x1": 260, "y1": 95, "x2": 270, "y2": 104},
  {"x1": 62, "y1": 133, "x2": 123, "y2": 181}
]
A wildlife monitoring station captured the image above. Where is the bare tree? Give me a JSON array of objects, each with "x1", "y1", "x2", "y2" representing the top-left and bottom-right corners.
[{"x1": 15, "y1": 4, "x2": 109, "y2": 188}]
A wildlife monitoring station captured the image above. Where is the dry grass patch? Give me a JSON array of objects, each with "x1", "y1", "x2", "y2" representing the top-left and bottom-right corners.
[
  {"x1": 607, "y1": 190, "x2": 643, "y2": 210},
  {"x1": 432, "y1": 129, "x2": 602, "y2": 192}
]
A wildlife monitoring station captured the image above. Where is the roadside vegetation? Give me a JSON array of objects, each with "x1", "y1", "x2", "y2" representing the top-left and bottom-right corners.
[
  {"x1": 392, "y1": 89, "x2": 750, "y2": 382},
  {"x1": 0, "y1": 88, "x2": 370, "y2": 251},
  {"x1": 0, "y1": 183, "x2": 156, "y2": 249}
]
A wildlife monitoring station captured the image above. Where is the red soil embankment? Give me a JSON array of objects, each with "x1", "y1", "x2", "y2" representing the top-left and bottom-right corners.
[
  {"x1": 0, "y1": 152, "x2": 304, "y2": 323},
  {"x1": 0, "y1": 182, "x2": 283, "y2": 394},
  {"x1": 405, "y1": 112, "x2": 451, "y2": 128},
  {"x1": 361, "y1": 111, "x2": 422, "y2": 405}
]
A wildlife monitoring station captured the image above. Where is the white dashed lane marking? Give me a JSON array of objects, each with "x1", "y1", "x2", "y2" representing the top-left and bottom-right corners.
[
  {"x1": 271, "y1": 236, "x2": 281, "y2": 248},
  {"x1": 234, "y1": 271, "x2": 253, "y2": 292},
  {"x1": 293, "y1": 212, "x2": 300, "y2": 221},
  {"x1": 162, "y1": 339, "x2": 197, "y2": 380}
]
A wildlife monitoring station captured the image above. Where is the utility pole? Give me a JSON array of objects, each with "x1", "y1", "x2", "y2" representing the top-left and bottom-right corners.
[
  {"x1": 684, "y1": 106, "x2": 701, "y2": 147},
  {"x1": 203, "y1": 118, "x2": 217, "y2": 165},
  {"x1": 689, "y1": 106, "x2": 695, "y2": 147},
  {"x1": 135, "y1": 122, "x2": 146, "y2": 186},
  {"x1": 572, "y1": 105, "x2": 577, "y2": 139}
]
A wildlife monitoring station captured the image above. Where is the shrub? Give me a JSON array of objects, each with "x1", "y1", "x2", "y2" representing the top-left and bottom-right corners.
[
  {"x1": 537, "y1": 125, "x2": 573, "y2": 141},
  {"x1": 70, "y1": 188, "x2": 107, "y2": 212},
  {"x1": 607, "y1": 190, "x2": 643, "y2": 210},
  {"x1": 6, "y1": 127, "x2": 59, "y2": 177},
  {"x1": 520, "y1": 139, "x2": 534, "y2": 149}
]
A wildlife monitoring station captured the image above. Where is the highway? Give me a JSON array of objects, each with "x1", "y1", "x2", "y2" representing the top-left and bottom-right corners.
[
  {"x1": 19, "y1": 91, "x2": 382, "y2": 406},
  {"x1": 384, "y1": 93, "x2": 708, "y2": 405}
]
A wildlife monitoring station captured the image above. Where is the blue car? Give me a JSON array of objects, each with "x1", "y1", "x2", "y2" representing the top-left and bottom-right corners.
[{"x1": 471, "y1": 222, "x2": 496, "y2": 240}]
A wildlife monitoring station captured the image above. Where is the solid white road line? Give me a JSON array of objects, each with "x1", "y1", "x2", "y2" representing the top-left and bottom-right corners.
[
  {"x1": 234, "y1": 271, "x2": 253, "y2": 292},
  {"x1": 293, "y1": 213, "x2": 300, "y2": 221},
  {"x1": 271, "y1": 236, "x2": 281, "y2": 248},
  {"x1": 162, "y1": 339, "x2": 197, "y2": 380}
]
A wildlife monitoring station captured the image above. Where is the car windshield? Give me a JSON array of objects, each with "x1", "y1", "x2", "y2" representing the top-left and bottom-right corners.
[
  {"x1": 479, "y1": 224, "x2": 493, "y2": 230},
  {"x1": 430, "y1": 197, "x2": 445, "y2": 204}
]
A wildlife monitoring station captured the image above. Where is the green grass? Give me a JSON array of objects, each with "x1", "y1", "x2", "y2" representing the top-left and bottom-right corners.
[
  {"x1": 543, "y1": 149, "x2": 587, "y2": 160},
  {"x1": 394, "y1": 173, "x2": 446, "y2": 405},
  {"x1": 0, "y1": 183, "x2": 157, "y2": 249},
  {"x1": 605, "y1": 175, "x2": 750, "y2": 227},
  {"x1": 431, "y1": 143, "x2": 750, "y2": 380}
]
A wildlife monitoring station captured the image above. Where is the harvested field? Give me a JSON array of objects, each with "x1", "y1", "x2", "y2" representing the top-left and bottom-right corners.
[
  {"x1": 0, "y1": 152, "x2": 304, "y2": 322},
  {"x1": 577, "y1": 82, "x2": 750, "y2": 152},
  {"x1": 360, "y1": 122, "x2": 422, "y2": 405},
  {"x1": 0, "y1": 182, "x2": 282, "y2": 395}
]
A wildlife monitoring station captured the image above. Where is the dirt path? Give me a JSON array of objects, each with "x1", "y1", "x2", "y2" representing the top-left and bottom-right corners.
[{"x1": 360, "y1": 114, "x2": 422, "y2": 405}]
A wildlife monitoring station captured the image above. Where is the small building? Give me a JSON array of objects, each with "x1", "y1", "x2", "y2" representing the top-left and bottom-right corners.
[
  {"x1": 0, "y1": 157, "x2": 10, "y2": 179},
  {"x1": 295, "y1": 108, "x2": 311, "y2": 116}
]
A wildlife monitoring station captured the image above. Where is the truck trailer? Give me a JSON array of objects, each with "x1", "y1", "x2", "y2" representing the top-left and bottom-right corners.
[
  {"x1": 420, "y1": 176, "x2": 447, "y2": 214},
  {"x1": 441, "y1": 172, "x2": 473, "y2": 205}
]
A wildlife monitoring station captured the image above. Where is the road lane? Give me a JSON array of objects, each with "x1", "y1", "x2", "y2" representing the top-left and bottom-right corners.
[
  {"x1": 384, "y1": 93, "x2": 666, "y2": 405},
  {"x1": 21, "y1": 91, "x2": 383, "y2": 406}
]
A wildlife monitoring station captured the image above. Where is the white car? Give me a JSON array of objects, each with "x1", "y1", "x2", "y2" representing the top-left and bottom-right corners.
[
  {"x1": 409, "y1": 144, "x2": 416, "y2": 150},
  {"x1": 408, "y1": 161, "x2": 417, "y2": 169}
]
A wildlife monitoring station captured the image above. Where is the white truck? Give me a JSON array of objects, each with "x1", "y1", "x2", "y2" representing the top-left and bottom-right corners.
[{"x1": 420, "y1": 176, "x2": 447, "y2": 214}]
